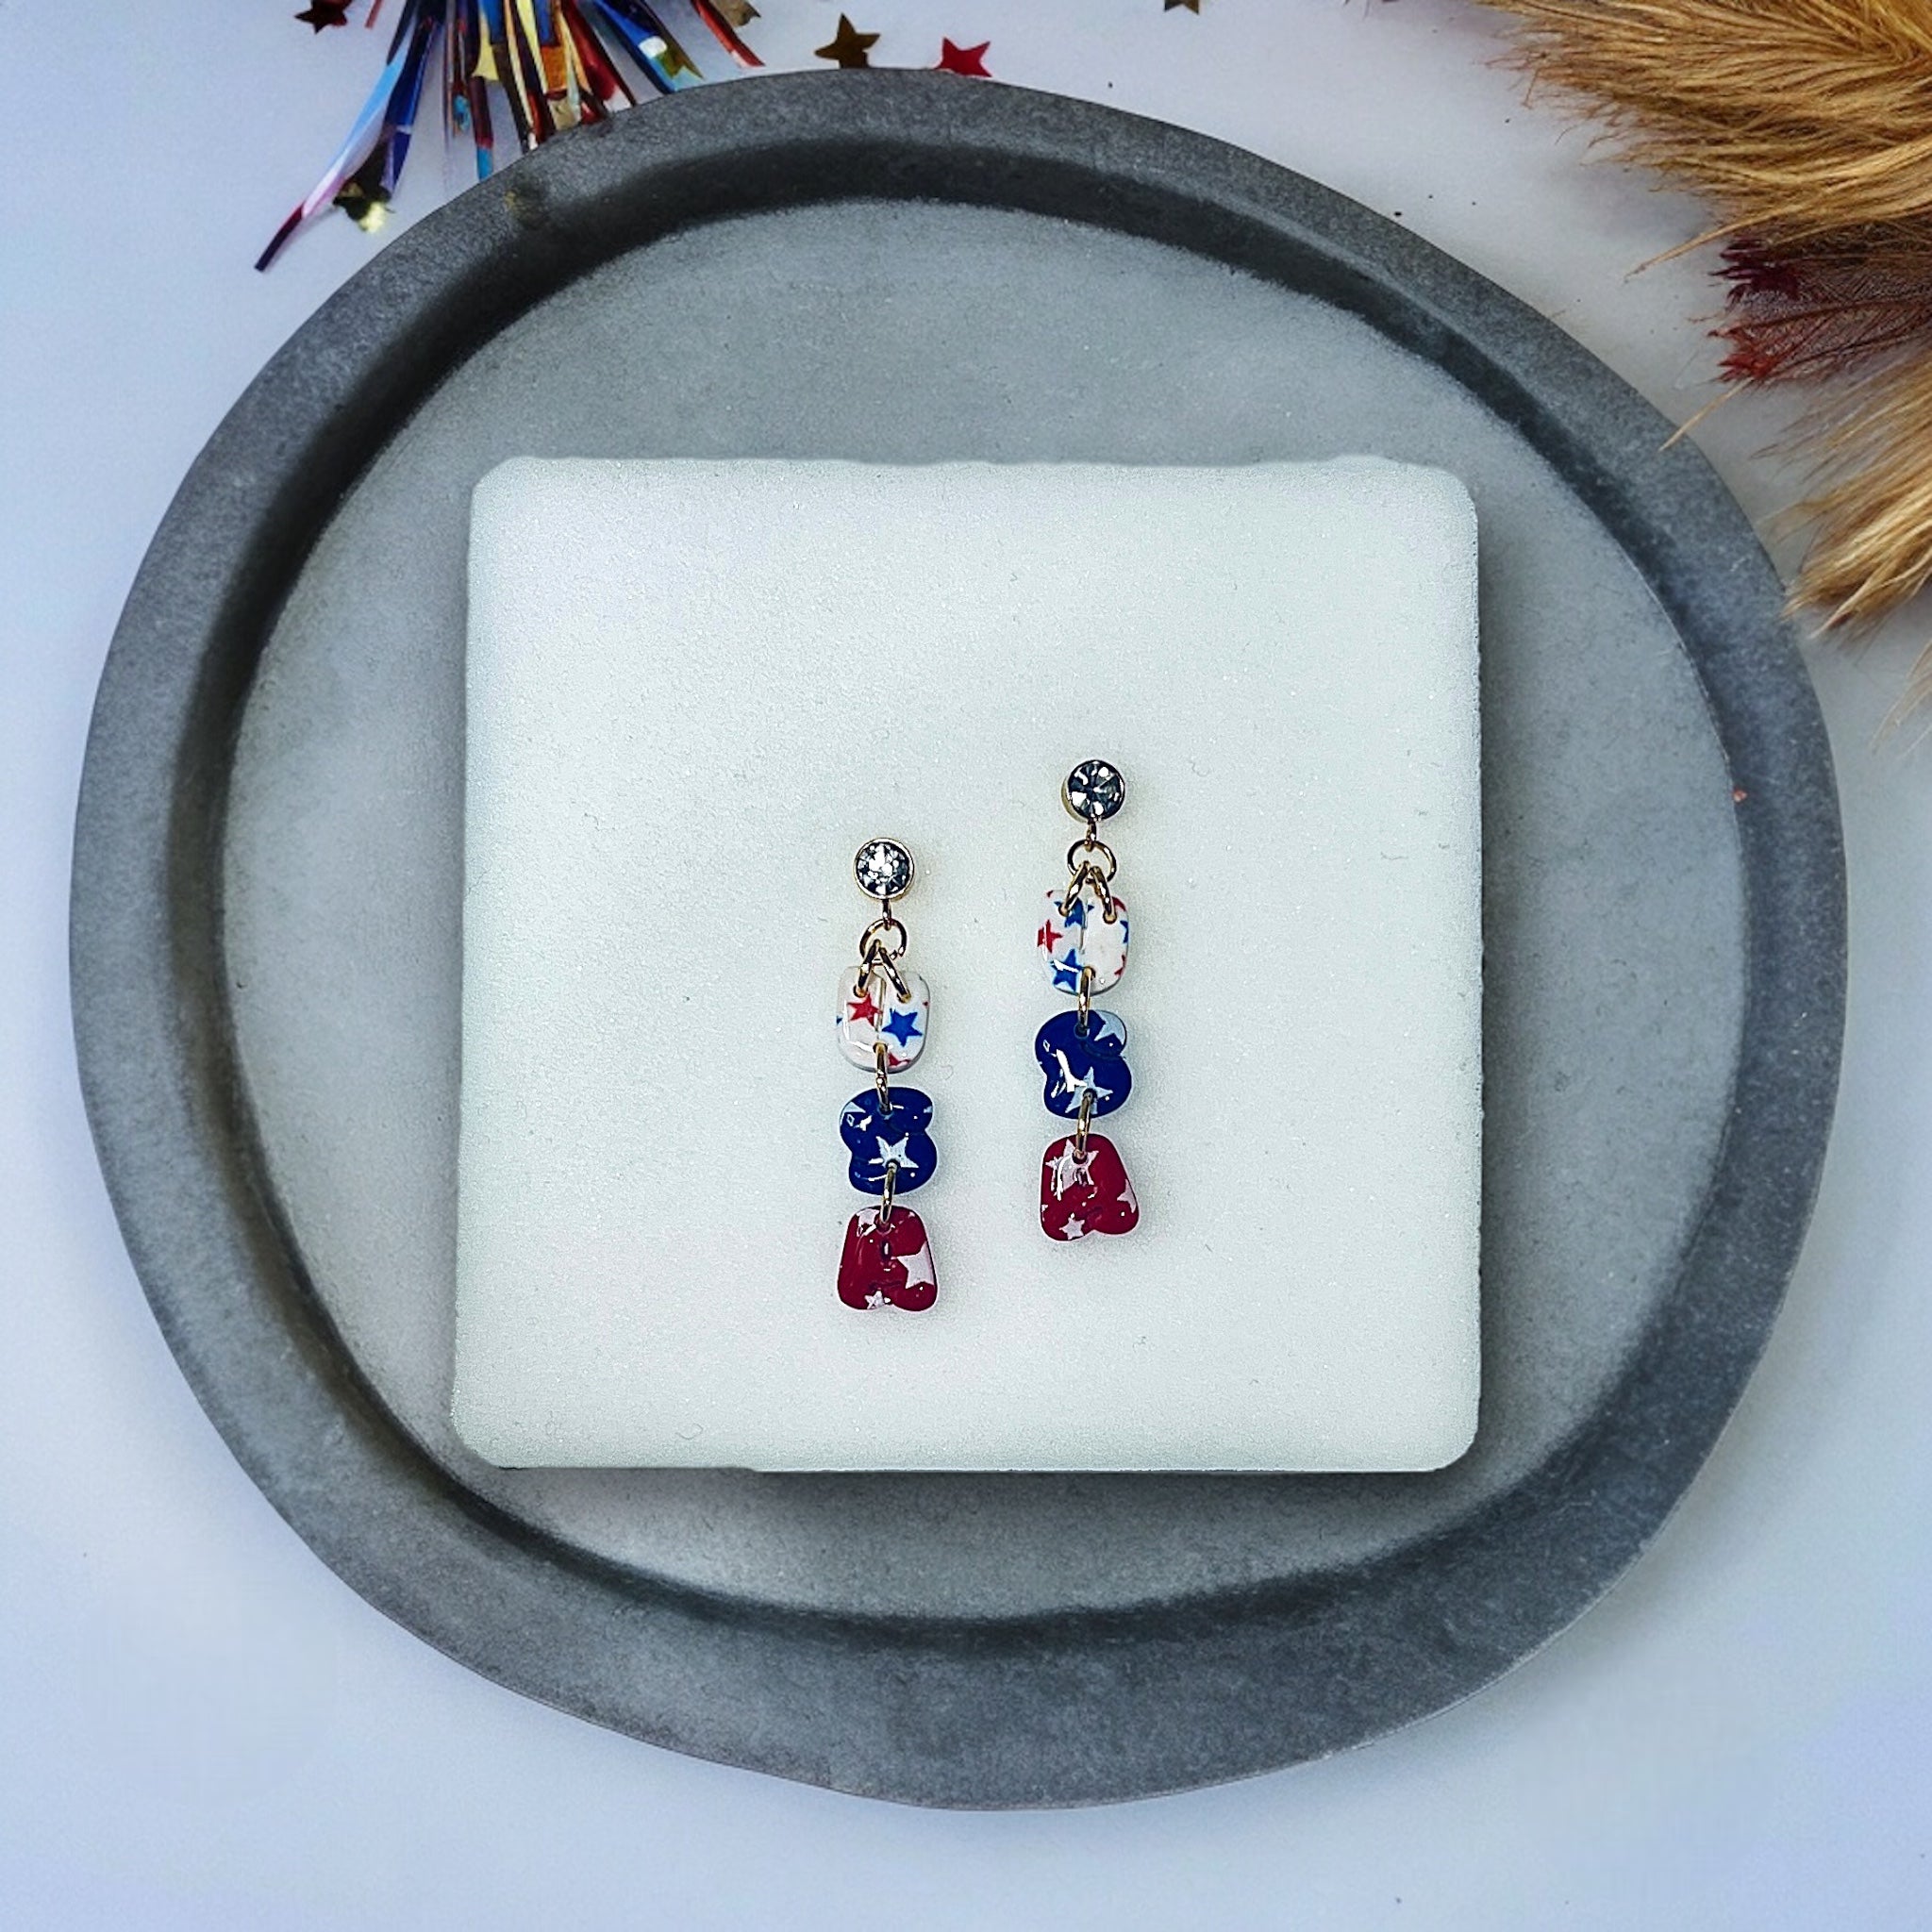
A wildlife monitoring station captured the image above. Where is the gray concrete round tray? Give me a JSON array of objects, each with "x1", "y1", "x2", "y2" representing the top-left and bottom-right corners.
[{"x1": 72, "y1": 73, "x2": 1844, "y2": 1807}]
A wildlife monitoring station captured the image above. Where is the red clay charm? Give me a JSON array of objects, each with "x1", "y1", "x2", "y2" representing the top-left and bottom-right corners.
[
  {"x1": 838, "y1": 1207, "x2": 940, "y2": 1310},
  {"x1": 1040, "y1": 1133, "x2": 1140, "y2": 1241}
]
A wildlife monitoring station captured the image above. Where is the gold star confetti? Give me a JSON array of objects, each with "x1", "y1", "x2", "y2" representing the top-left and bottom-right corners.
[
  {"x1": 333, "y1": 151, "x2": 392, "y2": 232},
  {"x1": 815, "y1": 14, "x2": 879, "y2": 67}
]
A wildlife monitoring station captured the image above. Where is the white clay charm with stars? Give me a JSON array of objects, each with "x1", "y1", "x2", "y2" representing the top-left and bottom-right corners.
[
  {"x1": 836, "y1": 964, "x2": 930, "y2": 1072},
  {"x1": 1037, "y1": 886, "x2": 1129, "y2": 995}
]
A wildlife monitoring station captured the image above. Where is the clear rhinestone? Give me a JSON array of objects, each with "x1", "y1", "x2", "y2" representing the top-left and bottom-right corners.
[
  {"x1": 1063, "y1": 758, "x2": 1126, "y2": 824},
  {"x1": 854, "y1": 837, "x2": 914, "y2": 900}
]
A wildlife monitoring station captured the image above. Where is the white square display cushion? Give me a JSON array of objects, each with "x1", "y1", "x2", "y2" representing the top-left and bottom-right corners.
[{"x1": 453, "y1": 458, "x2": 1481, "y2": 1471}]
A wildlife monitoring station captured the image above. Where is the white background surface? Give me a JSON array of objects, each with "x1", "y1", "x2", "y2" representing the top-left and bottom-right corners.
[
  {"x1": 2, "y1": 1, "x2": 1927, "y2": 1924},
  {"x1": 458, "y1": 459, "x2": 1480, "y2": 1469}
]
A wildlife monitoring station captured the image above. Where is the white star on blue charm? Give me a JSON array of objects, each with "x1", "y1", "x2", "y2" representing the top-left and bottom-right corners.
[
  {"x1": 1045, "y1": 1049, "x2": 1112, "y2": 1108},
  {"x1": 840, "y1": 1088, "x2": 938, "y2": 1194},
  {"x1": 870, "y1": 1133, "x2": 916, "y2": 1175}
]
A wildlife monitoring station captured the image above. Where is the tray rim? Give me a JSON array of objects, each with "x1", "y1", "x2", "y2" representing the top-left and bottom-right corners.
[{"x1": 69, "y1": 70, "x2": 1845, "y2": 1808}]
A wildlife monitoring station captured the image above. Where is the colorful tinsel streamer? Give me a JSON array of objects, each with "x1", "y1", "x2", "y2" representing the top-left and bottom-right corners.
[{"x1": 258, "y1": 0, "x2": 761, "y2": 269}]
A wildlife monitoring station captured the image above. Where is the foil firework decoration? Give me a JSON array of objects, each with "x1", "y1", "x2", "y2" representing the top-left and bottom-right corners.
[
  {"x1": 259, "y1": 0, "x2": 766, "y2": 269},
  {"x1": 263, "y1": 4, "x2": 1020, "y2": 268}
]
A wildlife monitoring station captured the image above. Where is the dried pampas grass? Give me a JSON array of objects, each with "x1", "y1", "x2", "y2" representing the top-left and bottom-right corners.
[
  {"x1": 1498, "y1": 0, "x2": 1932, "y2": 235},
  {"x1": 1797, "y1": 351, "x2": 1932, "y2": 629},
  {"x1": 1484, "y1": 0, "x2": 1932, "y2": 695}
]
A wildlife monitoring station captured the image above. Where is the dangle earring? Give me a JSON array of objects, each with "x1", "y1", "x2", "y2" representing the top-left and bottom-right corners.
[
  {"x1": 1035, "y1": 760, "x2": 1141, "y2": 1241},
  {"x1": 835, "y1": 839, "x2": 940, "y2": 1311}
]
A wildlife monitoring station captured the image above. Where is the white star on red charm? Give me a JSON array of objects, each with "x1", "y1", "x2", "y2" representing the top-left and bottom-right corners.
[{"x1": 1049, "y1": 1144, "x2": 1093, "y2": 1196}]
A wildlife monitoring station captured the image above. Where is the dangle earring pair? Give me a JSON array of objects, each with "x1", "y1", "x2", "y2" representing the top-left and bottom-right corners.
[{"x1": 832, "y1": 761, "x2": 1141, "y2": 1314}]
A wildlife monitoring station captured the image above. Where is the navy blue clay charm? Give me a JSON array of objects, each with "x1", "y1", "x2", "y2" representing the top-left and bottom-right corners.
[
  {"x1": 1034, "y1": 1009, "x2": 1133, "y2": 1120},
  {"x1": 839, "y1": 1088, "x2": 938, "y2": 1196}
]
